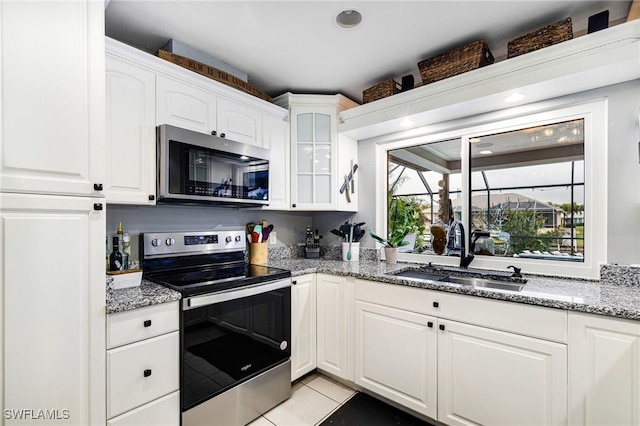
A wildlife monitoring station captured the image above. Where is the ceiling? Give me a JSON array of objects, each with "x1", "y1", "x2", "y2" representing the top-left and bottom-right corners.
[{"x1": 105, "y1": 1, "x2": 632, "y2": 104}]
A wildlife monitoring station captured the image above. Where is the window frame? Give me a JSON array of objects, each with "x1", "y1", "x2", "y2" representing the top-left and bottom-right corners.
[{"x1": 376, "y1": 98, "x2": 607, "y2": 279}]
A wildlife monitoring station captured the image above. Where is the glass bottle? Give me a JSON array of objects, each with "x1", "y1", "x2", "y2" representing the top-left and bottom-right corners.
[{"x1": 109, "y1": 236, "x2": 123, "y2": 271}]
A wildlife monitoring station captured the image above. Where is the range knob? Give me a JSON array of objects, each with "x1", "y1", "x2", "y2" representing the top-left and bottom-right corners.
[
  {"x1": 225, "y1": 236, "x2": 233, "y2": 243},
  {"x1": 165, "y1": 238, "x2": 175, "y2": 246},
  {"x1": 235, "y1": 235, "x2": 242, "y2": 242},
  {"x1": 151, "y1": 238, "x2": 162, "y2": 247}
]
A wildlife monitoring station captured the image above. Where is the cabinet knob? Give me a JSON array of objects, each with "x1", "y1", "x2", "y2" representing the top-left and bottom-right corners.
[
  {"x1": 143, "y1": 369, "x2": 152, "y2": 377},
  {"x1": 433, "y1": 301, "x2": 439, "y2": 308},
  {"x1": 93, "y1": 203, "x2": 103, "y2": 211},
  {"x1": 211, "y1": 130, "x2": 217, "y2": 136},
  {"x1": 220, "y1": 132, "x2": 226, "y2": 138},
  {"x1": 427, "y1": 322, "x2": 433, "y2": 328},
  {"x1": 93, "y1": 183, "x2": 103, "y2": 191},
  {"x1": 292, "y1": 280, "x2": 297, "y2": 285},
  {"x1": 439, "y1": 324, "x2": 445, "y2": 331},
  {"x1": 292, "y1": 204, "x2": 296, "y2": 208},
  {"x1": 143, "y1": 320, "x2": 152, "y2": 327},
  {"x1": 148, "y1": 194, "x2": 155, "y2": 201}
]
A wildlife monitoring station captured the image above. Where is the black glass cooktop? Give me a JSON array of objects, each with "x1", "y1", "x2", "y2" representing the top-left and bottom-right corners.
[{"x1": 144, "y1": 261, "x2": 291, "y2": 297}]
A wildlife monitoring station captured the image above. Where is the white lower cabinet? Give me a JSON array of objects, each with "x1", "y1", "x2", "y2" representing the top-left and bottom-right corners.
[
  {"x1": 291, "y1": 274, "x2": 317, "y2": 381},
  {"x1": 106, "y1": 301, "x2": 180, "y2": 424},
  {"x1": 353, "y1": 279, "x2": 568, "y2": 425},
  {"x1": 355, "y1": 300, "x2": 437, "y2": 418},
  {"x1": 316, "y1": 274, "x2": 351, "y2": 379},
  {"x1": 107, "y1": 392, "x2": 179, "y2": 426},
  {"x1": 438, "y1": 319, "x2": 567, "y2": 426},
  {"x1": 568, "y1": 312, "x2": 640, "y2": 426}
]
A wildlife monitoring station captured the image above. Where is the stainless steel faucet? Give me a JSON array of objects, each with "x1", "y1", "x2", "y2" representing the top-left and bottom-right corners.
[{"x1": 446, "y1": 220, "x2": 475, "y2": 268}]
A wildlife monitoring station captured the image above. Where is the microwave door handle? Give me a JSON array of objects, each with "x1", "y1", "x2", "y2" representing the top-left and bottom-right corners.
[{"x1": 184, "y1": 278, "x2": 291, "y2": 310}]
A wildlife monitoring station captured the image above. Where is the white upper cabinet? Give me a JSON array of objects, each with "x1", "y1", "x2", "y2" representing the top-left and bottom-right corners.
[
  {"x1": 105, "y1": 56, "x2": 156, "y2": 205},
  {"x1": 217, "y1": 97, "x2": 262, "y2": 146},
  {"x1": 261, "y1": 114, "x2": 290, "y2": 210},
  {"x1": 0, "y1": 0, "x2": 105, "y2": 197},
  {"x1": 275, "y1": 93, "x2": 358, "y2": 211},
  {"x1": 156, "y1": 75, "x2": 218, "y2": 135}
]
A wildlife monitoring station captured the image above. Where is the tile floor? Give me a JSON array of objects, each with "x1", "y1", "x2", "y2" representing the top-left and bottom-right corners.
[{"x1": 248, "y1": 372, "x2": 357, "y2": 426}]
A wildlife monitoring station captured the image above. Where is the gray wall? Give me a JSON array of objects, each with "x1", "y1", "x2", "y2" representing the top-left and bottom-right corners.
[
  {"x1": 107, "y1": 204, "x2": 312, "y2": 260},
  {"x1": 353, "y1": 79, "x2": 640, "y2": 264}
]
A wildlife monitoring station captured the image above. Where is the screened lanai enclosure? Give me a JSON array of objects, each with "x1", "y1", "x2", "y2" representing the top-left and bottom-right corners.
[{"x1": 388, "y1": 119, "x2": 585, "y2": 262}]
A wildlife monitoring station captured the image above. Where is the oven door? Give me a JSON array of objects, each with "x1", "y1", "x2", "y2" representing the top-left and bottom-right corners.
[{"x1": 181, "y1": 278, "x2": 291, "y2": 412}]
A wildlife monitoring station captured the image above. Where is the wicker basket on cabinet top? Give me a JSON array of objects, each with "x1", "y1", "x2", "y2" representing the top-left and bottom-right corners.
[
  {"x1": 362, "y1": 78, "x2": 401, "y2": 103},
  {"x1": 417, "y1": 40, "x2": 494, "y2": 86},
  {"x1": 507, "y1": 17, "x2": 573, "y2": 58}
]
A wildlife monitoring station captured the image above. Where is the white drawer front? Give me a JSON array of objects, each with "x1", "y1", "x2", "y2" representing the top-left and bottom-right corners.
[
  {"x1": 107, "y1": 301, "x2": 179, "y2": 349},
  {"x1": 107, "y1": 391, "x2": 180, "y2": 426},
  {"x1": 107, "y1": 332, "x2": 179, "y2": 418}
]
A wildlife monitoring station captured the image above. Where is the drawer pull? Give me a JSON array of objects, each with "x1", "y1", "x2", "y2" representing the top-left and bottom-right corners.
[
  {"x1": 433, "y1": 301, "x2": 439, "y2": 308},
  {"x1": 439, "y1": 324, "x2": 445, "y2": 331},
  {"x1": 143, "y1": 369, "x2": 152, "y2": 378},
  {"x1": 427, "y1": 321, "x2": 433, "y2": 328},
  {"x1": 143, "y1": 320, "x2": 152, "y2": 327}
]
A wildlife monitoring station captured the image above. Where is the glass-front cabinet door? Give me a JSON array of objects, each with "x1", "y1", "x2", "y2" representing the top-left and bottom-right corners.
[{"x1": 291, "y1": 106, "x2": 336, "y2": 209}]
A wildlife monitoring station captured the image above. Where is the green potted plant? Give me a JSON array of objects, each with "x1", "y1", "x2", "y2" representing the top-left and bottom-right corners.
[{"x1": 369, "y1": 226, "x2": 412, "y2": 265}]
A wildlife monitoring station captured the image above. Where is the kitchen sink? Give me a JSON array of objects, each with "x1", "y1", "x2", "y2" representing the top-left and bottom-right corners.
[
  {"x1": 441, "y1": 276, "x2": 526, "y2": 292},
  {"x1": 390, "y1": 268, "x2": 527, "y2": 292}
]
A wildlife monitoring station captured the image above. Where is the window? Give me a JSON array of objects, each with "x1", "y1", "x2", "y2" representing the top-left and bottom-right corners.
[{"x1": 380, "y1": 100, "x2": 606, "y2": 279}]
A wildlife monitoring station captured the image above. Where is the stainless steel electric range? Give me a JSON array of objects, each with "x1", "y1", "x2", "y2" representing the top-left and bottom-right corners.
[{"x1": 141, "y1": 230, "x2": 292, "y2": 426}]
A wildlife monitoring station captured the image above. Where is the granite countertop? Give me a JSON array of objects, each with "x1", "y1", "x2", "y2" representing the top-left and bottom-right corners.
[
  {"x1": 106, "y1": 279, "x2": 181, "y2": 314},
  {"x1": 105, "y1": 257, "x2": 640, "y2": 321},
  {"x1": 267, "y1": 258, "x2": 640, "y2": 321}
]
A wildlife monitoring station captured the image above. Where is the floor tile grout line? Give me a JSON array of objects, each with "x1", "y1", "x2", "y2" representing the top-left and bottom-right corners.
[
  {"x1": 302, "y1": 377, "x2": 358, "y2": 404},
  {"x1": 312, "y1": 390, "x2": 360, "y2": 426}
]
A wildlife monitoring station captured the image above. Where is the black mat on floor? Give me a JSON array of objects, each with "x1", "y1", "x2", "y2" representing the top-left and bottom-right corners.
[{"x1": 319, "y1": 392, "x2": 435, "y2": 426}]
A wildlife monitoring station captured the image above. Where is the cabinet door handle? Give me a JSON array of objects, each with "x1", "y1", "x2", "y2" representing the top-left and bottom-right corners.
[
  {"x1": 143, "y1": 320, "x2": 152, "y2": 327},
  {"x1": 439, "y1": 324, "x2": 445, "y2": 331},
  {"x1": 292, "y1": 204, "x2": 296, "y2": 208},
  {"x1": 292, "y1": 280, "x2": 297, "y2": 285},
  {"x1": 143, "y1": 369, "x2": 152, "y2": 377},
  {"x1": 211, "y1": 130, "x2": 217, "y2": 136},
  {"x1": 220, "y1": 133, "x2": 226, "y2": 138},
  {"x1": 93, "y1": 183, "x2": 103, "y2": 191},
  {"x1": 427, "y1": 321, "x2": 433, "y2": 328},
  {"x1": 93, "y1": 203, "x2": 103, "y2": 211},
  {"x1": 433, "y1": 302, "x2": 439, "y2": 308},
  {"x1": 148, "y1": 194, "x2": 155, "y2": 201}
]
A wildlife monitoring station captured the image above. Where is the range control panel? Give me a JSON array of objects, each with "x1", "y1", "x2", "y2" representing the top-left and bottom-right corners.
[{"x1": 142, "y1": 229, "x2": 246, "y2": 258}]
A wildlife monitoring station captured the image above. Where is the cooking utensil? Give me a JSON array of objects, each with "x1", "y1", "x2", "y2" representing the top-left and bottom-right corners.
[
  {"x1": 347, "y1": 225, "x2": 354, "y2": 261},
  {"x1": 354, "y1": 229, "x2": 365, "y2": 242},
  {"x1": 262, "y1": 224, "x2": 273, "y2": 241},
  {"x1": 251, "y1": 231, "x2": 260, "y2": 243}
]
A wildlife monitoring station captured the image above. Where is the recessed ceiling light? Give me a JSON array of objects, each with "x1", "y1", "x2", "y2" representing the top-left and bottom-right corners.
[
  {"x1": 399, "y1": 118, "x2": 414, "y2": 127},
  {"x1": 240, "y1": 155, "x2": 249, "y2": 160},
  {"x1": 504, "y1": 93, "x2": 525, "y2": 103},
  {"x1": 479, "y1": 150, "x2": 493, "y2": 155},
  {"x1": 469, "y1": 137, "x2": 481, "y2": 143},
  {"x1": 335, "y1": 9, "x2": 362, "y2": 29}
]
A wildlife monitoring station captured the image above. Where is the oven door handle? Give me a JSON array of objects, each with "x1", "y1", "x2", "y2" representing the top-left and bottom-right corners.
[{"x1": 183, "y1": 278, "x2": 291, "y2": 310}]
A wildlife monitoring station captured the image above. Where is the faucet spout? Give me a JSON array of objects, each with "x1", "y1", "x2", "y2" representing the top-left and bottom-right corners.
[{"x1": 446, "y1": 220, "x2": 474, "y2": 268}]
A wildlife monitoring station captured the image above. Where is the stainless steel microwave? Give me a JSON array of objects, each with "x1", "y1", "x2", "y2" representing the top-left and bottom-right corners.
[{"x1": 157, "y1": 124, "x2": 270, "y2": 206}]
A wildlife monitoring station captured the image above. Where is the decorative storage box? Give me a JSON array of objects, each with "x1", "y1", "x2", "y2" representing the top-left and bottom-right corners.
[
  {"x1": 362, "y1": 78, "x2": 401, "y2": 103},
  {"x1": 507, "y1": 17, "x2": 573, "y2": 58},
  {"x1": 418, "y1": 40, "x2": 494, "y2": 85},
  {"x1": 107, "y1": 269, "x2": 142, "y2": 290}
]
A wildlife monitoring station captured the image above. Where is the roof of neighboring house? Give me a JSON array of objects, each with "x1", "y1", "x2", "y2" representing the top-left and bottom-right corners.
[{"x1": 450, "y1": 193, "x2": 561, "y2": 212}]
